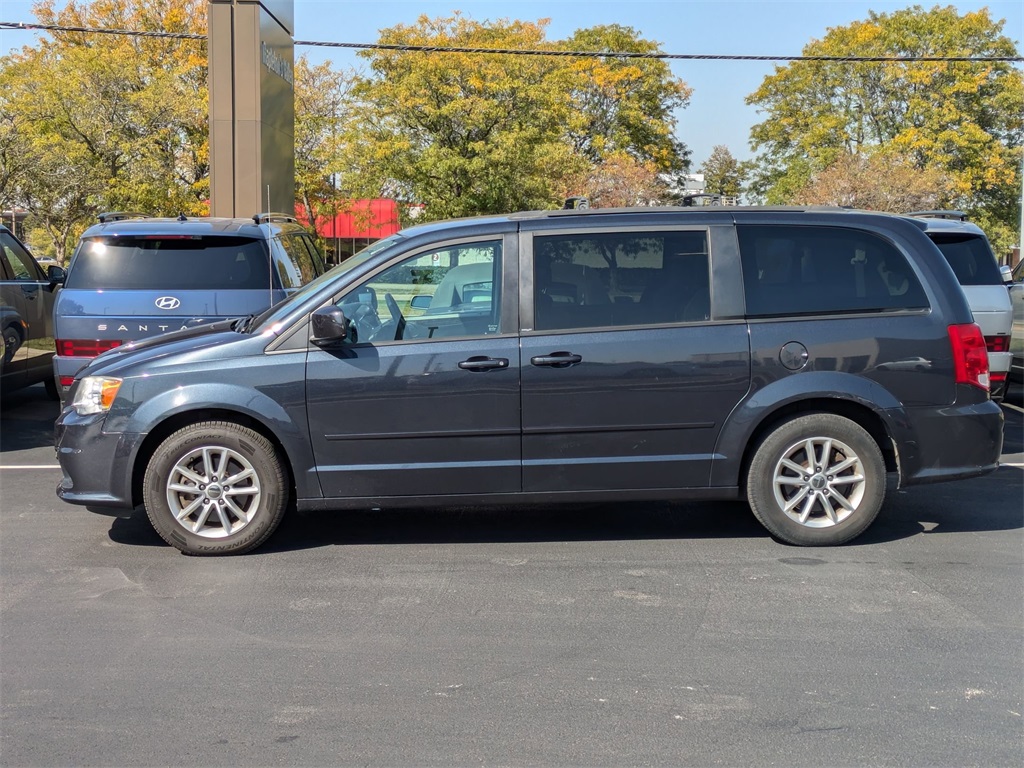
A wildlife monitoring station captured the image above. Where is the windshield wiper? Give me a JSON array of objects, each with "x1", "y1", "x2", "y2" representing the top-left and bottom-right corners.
[{"x1": 232, "y1": 314, "x2": 256, "y2": 333}]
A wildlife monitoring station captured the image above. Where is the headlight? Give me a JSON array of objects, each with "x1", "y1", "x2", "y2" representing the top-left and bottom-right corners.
[{"x1": 72, "y1": 376, "x2": 123, "y2": 415}]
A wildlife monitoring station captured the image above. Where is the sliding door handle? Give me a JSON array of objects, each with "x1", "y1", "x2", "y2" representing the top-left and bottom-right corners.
[{"x1": 458, "y1": 356, "x2": 509, "y2": 371}]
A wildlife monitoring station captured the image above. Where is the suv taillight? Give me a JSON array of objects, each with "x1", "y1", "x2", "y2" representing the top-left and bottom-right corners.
[
  {"x1": 985, "y1": 335, "x2": 1009, "y2": 353},
  {"x1": 948, "y1": 324, "x2": 990, "y2": 392},
  {"x1": 56, "y1": 339, "x2": 122, "y2": 358}
]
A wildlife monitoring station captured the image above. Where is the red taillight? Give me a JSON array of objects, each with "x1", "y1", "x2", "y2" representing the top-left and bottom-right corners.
[
  {"x1": 985, "y1": 335, "x2": 1010, "y2": 353},
  {"x1": 948, "y1": 324, "x2": 990, "y2": 392},
  {"x1": 59, "y1": 376, "x2": 75, "y2": 388},
  {"x1": 56, "y1": 339, "x2": 123, "y2": 358}
]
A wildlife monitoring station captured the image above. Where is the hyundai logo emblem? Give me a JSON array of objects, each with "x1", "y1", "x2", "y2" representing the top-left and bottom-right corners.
[{"x1": 155, "y1": 296, "x2": 181, "y2": 310}]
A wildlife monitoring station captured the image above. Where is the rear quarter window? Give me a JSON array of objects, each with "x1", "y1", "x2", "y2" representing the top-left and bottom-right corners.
[
  {"x1": 738, "y1": 225, "x2": 929, "y2": 318},
  {"x1": 65, "y1": 236, "x2": 271, "y2": 290},
  {"x1": 927, "y1": 233, "x2": 1002, "y2": 286},
  {"x1": 276, "y1": 234, "x2": 323, "y2": 287}
]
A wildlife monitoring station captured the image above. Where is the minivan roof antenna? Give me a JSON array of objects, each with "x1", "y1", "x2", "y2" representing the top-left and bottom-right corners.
[{"x1": 267, "y1": 185, "x2": 273, "y2": 303}]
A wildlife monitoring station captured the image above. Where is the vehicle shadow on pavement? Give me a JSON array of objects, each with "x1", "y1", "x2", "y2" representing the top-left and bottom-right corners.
[
  {"x1": 106, "y1": 478, "x2": 1023, "y2": 553},
  {"x1": 0, "y1": 383, "x2": 60, "y2": 452},
  {"x1": 107, "y1": 500, "x2": 769, "y2": 552}
]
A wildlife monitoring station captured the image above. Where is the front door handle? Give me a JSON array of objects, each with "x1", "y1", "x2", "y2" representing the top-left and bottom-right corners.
[
  {"x1": 458, "y1": 356, "x2": 509, "y2": 371},
  {"x1": 530, "y1": 351, "x2": 583, "y2": 368}
]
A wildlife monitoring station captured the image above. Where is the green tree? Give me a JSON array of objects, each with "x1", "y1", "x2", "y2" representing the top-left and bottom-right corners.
[
  {"x1": 294, "y1": 55, "x2": 357, "y2": 247},
  {"x1": 698, "y1": 145, "x2": 745, "y2": 197},
  {"x1": 341, "y1": 15, "x2": 581, "y2": 221},
  {"x1": 746, "y1": 5, "x2": 1023, "y2": 250},
  {"x1": 342, "y1": 15, "x2": 691, "y2": 221},
  {"x1": 2, "y1": 0, "x2": 208, "y2": 258},
  {"x1": 559, "y1": 25, "x2": 691, "y2": 173}
]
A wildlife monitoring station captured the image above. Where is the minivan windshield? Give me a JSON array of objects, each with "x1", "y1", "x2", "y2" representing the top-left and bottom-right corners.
[
  {"x1": 67, "y1": 236, "x2": 271, "y2": 290},
  {"x1": 248, "y1": 232, "x2": 406, "y2": 332}
]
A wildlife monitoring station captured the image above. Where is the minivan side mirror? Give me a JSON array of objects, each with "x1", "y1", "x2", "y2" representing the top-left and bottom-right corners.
[
  {"x1": 999, "y1": 264, "x2": 1012, "y2": 285},
  {"x1": 47, "y1": 265, "x2": 67, "y2": 285},
  {"x1": 310, "y1": 306, "x2": 351, "y2": 345},
  {"x1": 410, "y1": 295, "x2": 432, "y2": 310}
]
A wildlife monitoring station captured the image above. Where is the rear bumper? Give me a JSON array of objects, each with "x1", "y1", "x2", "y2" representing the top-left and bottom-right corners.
[
  {"x1": 893, "y1": 398, "x2": 1004, "y2": 486},
  {"x1": 987, "y1": 350, "x2": 1011, "y2": 401},
  {"x1": 54, "y1": 407, "x2": 143, "y2": 510},
  {"x1": 53, "y1": 355, "x2": 90, "y2": 398}
]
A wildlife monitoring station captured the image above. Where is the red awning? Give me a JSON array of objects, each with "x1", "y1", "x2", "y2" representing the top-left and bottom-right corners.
[{"x1": 303, "y1": 199, "x2": 400, "y2": 239}]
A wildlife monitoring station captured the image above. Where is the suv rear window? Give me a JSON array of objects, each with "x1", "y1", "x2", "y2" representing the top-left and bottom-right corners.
[
  {"x1": 927, "y1": 233, "x2": 1003, "y2": 286},
  {"x1": 66, "y1": 236, "x2": 270, "y2": 290}
]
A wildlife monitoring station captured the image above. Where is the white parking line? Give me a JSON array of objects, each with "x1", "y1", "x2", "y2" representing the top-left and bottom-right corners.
[
  {"x1": 0, "y1": 465, "x2": 60, "y2": 470},
  {"x1": 1003, "y1": 401, "x2": 1024, "y2": 415}
]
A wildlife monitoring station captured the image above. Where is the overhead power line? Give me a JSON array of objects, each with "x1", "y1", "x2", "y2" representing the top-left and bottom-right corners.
[{"x1": 2, "y1": 21, "x2": 1022, "y2": 62}]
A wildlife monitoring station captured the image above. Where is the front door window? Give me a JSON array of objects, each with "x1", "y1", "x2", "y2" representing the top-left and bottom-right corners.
[{"x1": 338, "y1": 240, "x2": 503, "y2": 344}]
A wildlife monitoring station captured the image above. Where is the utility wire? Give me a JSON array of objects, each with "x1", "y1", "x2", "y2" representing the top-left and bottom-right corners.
[{"x1": 2, "y1": 21, "x2": 1022, "y2": 62}]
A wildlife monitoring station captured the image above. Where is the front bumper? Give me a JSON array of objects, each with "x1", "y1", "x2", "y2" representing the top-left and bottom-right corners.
[{"x1": 54, "y1": 406, "x2": 144, "y2": 511}]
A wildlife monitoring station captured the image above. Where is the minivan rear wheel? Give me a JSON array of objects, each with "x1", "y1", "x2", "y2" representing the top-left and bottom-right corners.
[
  {"x1": 143, "y1": 421, "x2": 287, "y2": 555},
  {"x1": 747, "y1": 414, "x2": 885, "y2": 546}
]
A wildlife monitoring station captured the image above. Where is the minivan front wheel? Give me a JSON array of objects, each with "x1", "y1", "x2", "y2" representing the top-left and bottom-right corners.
[
  {"x1": 143, "y1": 422, "x2": 287, "y2": 555},
  {"x1": 747, "y1": 414, "x2": 885, "y2": 546}
]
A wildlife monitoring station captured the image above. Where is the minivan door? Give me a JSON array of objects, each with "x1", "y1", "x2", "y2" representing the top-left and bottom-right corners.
[
  {"x1": 519, "y1": 227, "x2": 750, "y2": 493},
  {"x1": 306, "y1": 236, "x2": 522, "y2": 499}
]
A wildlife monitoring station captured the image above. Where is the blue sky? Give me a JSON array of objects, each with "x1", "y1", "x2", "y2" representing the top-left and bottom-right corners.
[{"x1": 2, "y1": 0, "x2": 1022, "y2": 167}]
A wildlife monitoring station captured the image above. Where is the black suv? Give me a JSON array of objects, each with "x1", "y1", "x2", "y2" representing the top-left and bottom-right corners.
[
  {"x1": 52, "y1": 212, "x2": 326, "y2": 397},
  {"x1": 54, "y1": 207, "x2": 1003, "y2": 555}
]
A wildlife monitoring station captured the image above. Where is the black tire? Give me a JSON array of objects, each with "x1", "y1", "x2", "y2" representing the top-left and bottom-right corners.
[
  {"x1": 143, "y1": 421, "x2": 288, "y2": 555},
  {"x1": 2, "y1": 324, "x2": 22, "y2": 366},
  {"x1": 746, "y1": 413, "x2": 885, "y2": 546}
]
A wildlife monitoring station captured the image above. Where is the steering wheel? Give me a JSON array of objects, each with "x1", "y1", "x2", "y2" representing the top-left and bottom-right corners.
[
  {"x1": 383, "y1": 293, "x2": 406, "y2": 341},
  {"x1": 346, "y1": 302, "x2": 381, "y2": 342}
]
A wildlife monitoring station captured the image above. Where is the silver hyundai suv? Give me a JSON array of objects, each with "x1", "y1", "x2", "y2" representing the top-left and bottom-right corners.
[
  {"x1": 52, "y1": 212, "x2": 326, "y2": 398},
  {"x1": 912, "y1": 211, "x2": 1013, "y2": 401}
]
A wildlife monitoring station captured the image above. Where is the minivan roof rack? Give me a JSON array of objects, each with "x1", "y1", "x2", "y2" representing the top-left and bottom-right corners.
[
  {"x1": 97, "y1": 211, "x2": 150, "y2": 223},
  {"x1": 907, "y1": 210, "x2": 968, "y2": 221},
  {"x1": 252, "y1": 212, "x2": 297, "y2": 225}
]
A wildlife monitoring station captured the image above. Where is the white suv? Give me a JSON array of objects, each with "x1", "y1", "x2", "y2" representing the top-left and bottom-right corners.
[{"x1": 913, "y1": 211, "x2": 1013, "y2": 402}]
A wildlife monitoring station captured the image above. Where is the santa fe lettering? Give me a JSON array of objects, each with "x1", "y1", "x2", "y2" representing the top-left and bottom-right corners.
[{"x1": 96, "y1": 323, "x2": 195, "y2": 332}]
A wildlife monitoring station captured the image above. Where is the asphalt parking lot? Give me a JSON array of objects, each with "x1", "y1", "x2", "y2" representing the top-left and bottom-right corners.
[{"x1": 1, "y1": 382, "x2": 1021, "y2": 767}]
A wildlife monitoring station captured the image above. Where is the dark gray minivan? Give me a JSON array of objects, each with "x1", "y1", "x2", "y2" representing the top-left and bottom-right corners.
[
  {"x1": 52, "y1": 212, "x2": 325, "y2": 397},
  {"x1": 54, "y1": 207, "x2": 1003, "y2": 555}
]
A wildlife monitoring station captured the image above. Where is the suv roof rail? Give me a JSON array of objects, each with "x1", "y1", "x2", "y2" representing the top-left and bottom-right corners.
[
  {"x1": 907, "y1": 210, "x2": 968, "y2": 221},
  {"x1": 252, "y1": 212, "x2": 298, "y2": 225},
  {"x1": 97, "y1": 211, "x2": 150, "y2": 224}
]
